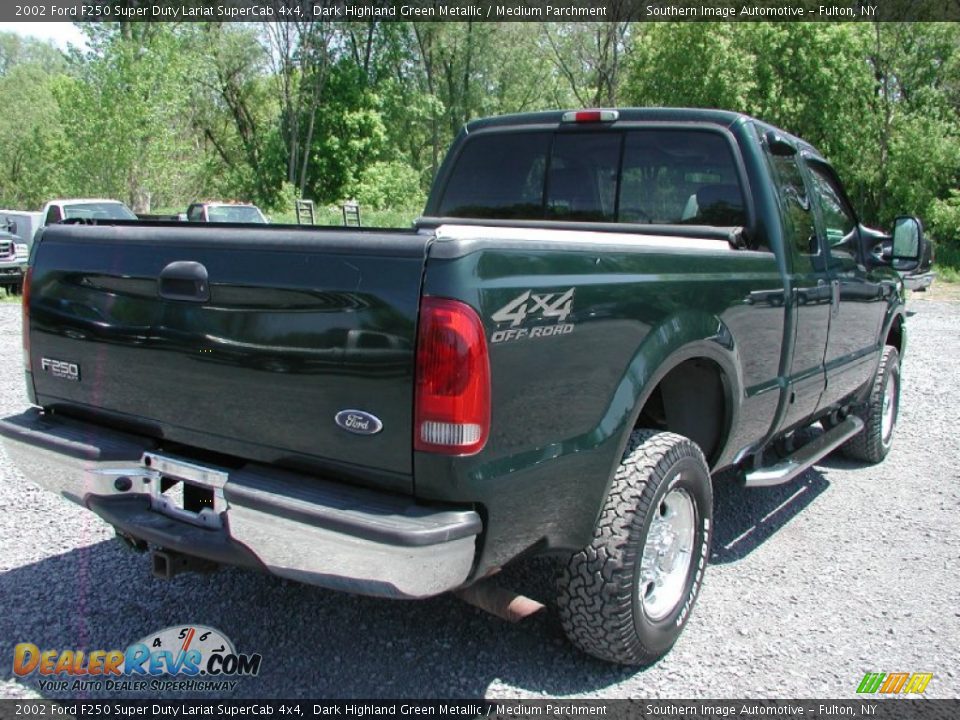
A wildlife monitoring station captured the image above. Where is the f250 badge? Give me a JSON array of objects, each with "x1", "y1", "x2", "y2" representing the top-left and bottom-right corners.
[
  {"x1": 490, "y1": 288, "x2": 575, "y2": 344},
  {"x1": 40, "y1": 357, "x2": 80, "y2": 382}
]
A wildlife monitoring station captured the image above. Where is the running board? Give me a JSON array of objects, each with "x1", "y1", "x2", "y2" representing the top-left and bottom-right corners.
[{"x1": 744, "y1": 416, "x2": 864, "y2": 488}]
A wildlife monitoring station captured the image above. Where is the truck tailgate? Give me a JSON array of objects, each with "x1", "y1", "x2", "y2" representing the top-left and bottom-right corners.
[{"x1": 27, "y1": 223, "x2": 428, "y2": 491}]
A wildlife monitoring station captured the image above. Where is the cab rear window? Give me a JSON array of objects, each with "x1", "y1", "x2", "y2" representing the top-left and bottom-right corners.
[{"x1": 437, "y1": 129, "x2": 746, "y2": 227}]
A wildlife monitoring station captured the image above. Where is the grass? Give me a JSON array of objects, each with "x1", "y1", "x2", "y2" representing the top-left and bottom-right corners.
[
  {"x1": 933, "y1": 243, "x2": 960, "y2": 283},
  {"x1": 0, "y1": 287, "x2": 22, "y2": 303}
]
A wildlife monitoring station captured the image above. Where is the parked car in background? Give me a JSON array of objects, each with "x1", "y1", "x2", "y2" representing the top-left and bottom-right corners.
[
  {"x1": 0, "y1": 210, "x2": 42, "y2": 251},
  {"x1": 0, "y1": 226, "x2": 27, "y2": 294},
  {"x1": 185, "y1": 201, "x2": 268, "y2": 224},
  {"x1": 38, "y1": 199, "x2": 137, "y2": 230}
]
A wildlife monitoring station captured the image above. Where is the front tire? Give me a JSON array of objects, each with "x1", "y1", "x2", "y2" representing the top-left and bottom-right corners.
[
  {"x1": 841, "y1": 346, "x2": 900, "y2": 463},
  {"x1": 557, "y1": 430, "x2": 713, "y2": 665}
]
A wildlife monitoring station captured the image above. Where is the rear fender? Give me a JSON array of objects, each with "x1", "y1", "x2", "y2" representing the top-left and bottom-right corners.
[{"x1": 596, "y1": 311, "x2": 743, "y2": 510}]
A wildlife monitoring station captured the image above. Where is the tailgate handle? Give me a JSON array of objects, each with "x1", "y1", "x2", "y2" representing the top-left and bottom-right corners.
[{"x1": 158, "y1": 261, "x2": 210, "y2": 302}]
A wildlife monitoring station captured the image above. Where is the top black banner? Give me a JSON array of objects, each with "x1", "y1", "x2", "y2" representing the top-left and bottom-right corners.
[{"x1": 5, "y1": 0, "x2": 960, "y2": 24}]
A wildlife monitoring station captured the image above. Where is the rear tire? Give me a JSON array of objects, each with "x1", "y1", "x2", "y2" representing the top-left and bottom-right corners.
[
  {"x1": 841, "y1": 346, "x2": 900, "y2": 463},
  {"x1": 557, "y1": 430, "x2": 712, "y2": 665}
]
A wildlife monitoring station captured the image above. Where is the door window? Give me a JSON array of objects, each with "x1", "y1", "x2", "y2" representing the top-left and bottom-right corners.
[
  {"x1": 806, "y1": 162, "x2": 857, "y2": 261},
  {"x1": 767, "y1": 153, "x2": 819, "y2": 268}
]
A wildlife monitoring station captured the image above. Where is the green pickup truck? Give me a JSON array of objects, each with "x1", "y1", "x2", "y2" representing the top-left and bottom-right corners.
[{"x1": 0, "y1": 108, "x2": 924, "y2": 665}]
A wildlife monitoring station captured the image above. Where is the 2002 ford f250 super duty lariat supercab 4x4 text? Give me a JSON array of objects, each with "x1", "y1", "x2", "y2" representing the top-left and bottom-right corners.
[{"x1": 0, "y1": 109, "x2": 925, "y2": 665}]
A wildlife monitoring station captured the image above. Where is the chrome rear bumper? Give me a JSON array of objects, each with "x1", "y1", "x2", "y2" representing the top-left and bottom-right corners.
[{"x1": 0, "y1": 409, "x2": 480, "y2": 599}]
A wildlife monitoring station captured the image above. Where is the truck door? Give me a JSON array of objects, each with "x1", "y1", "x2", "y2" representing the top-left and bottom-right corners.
[
  {"x1": 804, "y1": 160, "x2": 887, "y2": 408},
  {"x1": 767, "y1": 150, "x2": 830, "y2": 430}
]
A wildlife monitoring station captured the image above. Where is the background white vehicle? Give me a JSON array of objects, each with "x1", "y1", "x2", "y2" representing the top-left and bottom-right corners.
[
  {"x1": 0, "y1": 227, "x2": 27, "y2": 294},
  {"x1": 185, "y1": 201, "x2": 268, "y2": 224},
  {"x1": 0, "y1": 210, "x2": 42, "y2": 251},
  {"x1": 38, "y1": 199, "x2": 137, "y2": 229}
]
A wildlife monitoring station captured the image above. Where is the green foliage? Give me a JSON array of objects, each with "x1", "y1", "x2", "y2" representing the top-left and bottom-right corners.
[
  {"x1": 186, "y1": 24, "x2": 283, "y2": 208},
  {"x1": 55, "y1": 26, "x2": 202, "y2": 210},
  {"x1": 0, "y1": 32, "x2": 66, "y2": 75},
  {"x1": 883, "y1": 114, "x2": 960, "y2": 227},
  {"x1": 626, "y1": 23, "x2": 757, "y2": 110},
  {"x1": 0, "y1": 20, "x2": 958, "y2": 255},
  {"x1": 935, "y1": 248, "x2": 960, "y2": 282},
  {"x1": 623, "y1": 21, "x2": 960, "y2": 254},
  {"x1": 0, "y1": 34, "x2": 70, "y2": 208},
  {"x1": 929, "y1": 190, "x2": 960, "y2": 251},
  {"x1": 351, "y1": 161, "x2": 425, "y2": 212},
  {"x1": 304, "y1": 62, "x2": 388, "y2": 203},
  {"x1": 0, "y1": 64, "x2": 68, "y2": 208},
  {"x1": 266, "y1": 181, "x2": 300, "y2": 217}
]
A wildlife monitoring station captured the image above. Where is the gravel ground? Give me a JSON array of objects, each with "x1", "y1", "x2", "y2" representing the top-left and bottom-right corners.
[{"x1": 0, "y1": 299, "x2": 958, "y2": 700}]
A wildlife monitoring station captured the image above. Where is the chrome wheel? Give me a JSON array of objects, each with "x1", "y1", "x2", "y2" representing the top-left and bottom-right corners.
[
  {"x1": 638, "y1": 486, "x2": 696, "y2": 621},
  {"x1": 881, "y1": 372, "x2": 898, "y2": 445}
]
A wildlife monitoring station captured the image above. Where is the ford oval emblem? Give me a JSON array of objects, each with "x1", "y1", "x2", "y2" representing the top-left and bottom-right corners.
[{"x1": 334, "y1": 409, "x2": 383, "y2": 436}]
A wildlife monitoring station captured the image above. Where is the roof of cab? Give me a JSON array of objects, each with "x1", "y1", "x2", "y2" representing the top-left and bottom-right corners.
[
  {"x1": 463, "y1": 107, "x2": 820, "y2": 158},
  {"x1": 464, "y1": 107, "x2": 749, "y2": 132}
]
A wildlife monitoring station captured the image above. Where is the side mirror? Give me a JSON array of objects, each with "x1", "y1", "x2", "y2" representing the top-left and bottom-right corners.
[{"x1": 891, "y1": 216, "x2": 923, "y2": 268}]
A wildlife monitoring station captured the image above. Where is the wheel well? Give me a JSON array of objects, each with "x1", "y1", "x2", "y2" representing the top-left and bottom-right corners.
[
  {"x1": 635, "y1": 358, "x2": 727, "y2": 463},
  {"x1": 886, "y1": 315, "x2": 904, "y2": 354}
]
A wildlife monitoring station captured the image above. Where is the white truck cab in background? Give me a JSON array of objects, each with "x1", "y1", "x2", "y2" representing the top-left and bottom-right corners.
[{"x1": 37, "y1": 199, "x2": 137, "y2": 229}]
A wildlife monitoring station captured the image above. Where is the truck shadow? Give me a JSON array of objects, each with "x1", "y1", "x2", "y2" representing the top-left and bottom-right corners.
[
  {"x1": 709, "y1": 467, "x2": 830, "y2": 564},
  {"x1": 0, "y1": 537, "x2": 636, "y2": 700},
  {"x1": 0, "y1": 467, "x2": 833, "y2": 699}
]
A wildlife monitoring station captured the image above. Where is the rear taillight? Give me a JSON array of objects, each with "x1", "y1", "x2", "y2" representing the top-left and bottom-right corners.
[
  {"x1": 21, "y1": 267, "x2": 31, "y2": 370},
  {"x1": 414, "y1": 297, "x2": 490, "y2": 455}
]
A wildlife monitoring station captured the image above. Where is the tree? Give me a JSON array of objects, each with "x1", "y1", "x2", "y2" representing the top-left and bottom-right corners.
[
  {"x1": 0, "y1": 63, "x2": 67, "y2": 208},
  {"x1": 543, "y1": 21, "x2": 632, "y2": 106},
  {"x1": 622, "y1": 22, "x2": 960, "y2": 227},
  {"x1": 57, "y1": 25, "x2": 201, "y2": 210},
  {"x1": 189, "y1": 23, "x2": 282, "y2": 206},
  {"x1": 264, "y1": 19, "x2": 337, "y2": 196}
]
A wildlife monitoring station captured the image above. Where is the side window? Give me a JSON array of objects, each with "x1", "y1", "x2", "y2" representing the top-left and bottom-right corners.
[
  {"x1": 767, "y1": 153, "x2": 819, "y2": 264},
  {"x1": 187, "y1": 205, "x2": 203, "y2": 222},
  {"x1": 806, "y1": 163, "x2": 857, "y2": 259},
  {"x1": 45, "y1": 205, "x2": 63, "y2": 225}
]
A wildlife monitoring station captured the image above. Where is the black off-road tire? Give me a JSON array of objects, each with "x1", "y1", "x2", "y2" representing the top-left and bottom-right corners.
[
  {"x1": 841, "y1": 346, "x2": 901, "y2": 464},
  {"x1": 557, "y1": 430, "x2": 713, "y2": 665}
]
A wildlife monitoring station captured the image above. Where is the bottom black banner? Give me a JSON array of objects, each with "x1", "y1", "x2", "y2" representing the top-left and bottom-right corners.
[{"x1": 0, "y1": 699, "x2": 956, "y2": 720}]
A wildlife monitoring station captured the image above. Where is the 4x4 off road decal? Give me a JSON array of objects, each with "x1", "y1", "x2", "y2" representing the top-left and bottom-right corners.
[{"x1": 490, "y1": 288, "x2": 575, "y2": 344}]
